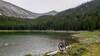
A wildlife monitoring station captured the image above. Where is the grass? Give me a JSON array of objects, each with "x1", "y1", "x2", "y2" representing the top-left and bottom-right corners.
[
  {"x1": 82, "y1": 43, "x2": 100, "y2": 56},
  {"x1": 48, "y1": 43, "x2": 100, "y2": 56},
  {"x1": 44, "y1": 31, "x2": 100, "y2": 56},
  {"x1": 67, "y1": 43, "x2": 88, "y2": 56},
  {"x1": 72, "y1": 31, "x2": 100, "y2": 44},
  {"x1": 24, "y1": 54, "x2": 32, "y2": 56}
]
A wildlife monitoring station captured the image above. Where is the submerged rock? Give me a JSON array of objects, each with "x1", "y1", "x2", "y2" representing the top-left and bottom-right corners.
[{"x1": 4, "y1": 43, "x2": 9, "y2": 47}]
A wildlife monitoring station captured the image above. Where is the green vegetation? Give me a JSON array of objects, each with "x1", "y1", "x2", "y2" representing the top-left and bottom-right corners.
[
  {"x1": 24, "y1": 54, "x2": 32, "y2": 56},
  {"x1": 0, "y1": 0, "x2": 100, "y2": 56},
  {"x1": 0, "y1": 0, "x2": 100, "y2": 30},
  {"x1": 44, "y1": 31, "x2": 100, "y2": 56},
  {"x1": 0, "y1": 11, "x2": 100, "y2": 30},
  {"x1": 73, "y1": 31, "x2": 100, "y2": 44}
]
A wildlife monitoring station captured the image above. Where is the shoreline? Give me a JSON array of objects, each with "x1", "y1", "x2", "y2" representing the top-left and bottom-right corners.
[
  {"x1": 0, "y1": 30, "x2": 90, "y2": 33},
  {"x1": 43, "y1": 31, "x2": 100, "y2": 56}
]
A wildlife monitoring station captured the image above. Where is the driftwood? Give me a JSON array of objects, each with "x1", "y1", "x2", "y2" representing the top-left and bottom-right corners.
[{"x1": 46, "y1": 45, "x2": 71, "y2": 56}]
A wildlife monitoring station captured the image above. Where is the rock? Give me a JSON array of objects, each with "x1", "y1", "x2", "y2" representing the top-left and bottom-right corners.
[{"x1": 4, "y1": 43, "x2": 9, "y2": 47}]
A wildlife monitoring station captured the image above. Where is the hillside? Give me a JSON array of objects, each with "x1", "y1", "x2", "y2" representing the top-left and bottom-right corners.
[
  {"x1": 0, "y1": 0, "x2": 59, "y2": 19},
  {"x1": 43, "y1": 10, "x2": 58, "y2": 16},
  {"x1": 34, "y1": 0, "x2": 100, "y2": 30},
  {"x1": 0, "y1": 0, "x2": 100, "y2": 30},
  {"x1": 0, "y1": 0, "x2": 41, "y2": 19},
  {"x1": 57, "y1": 0, "x2": 100, "y2": 16},
  {"x1": 54, "y1": 0, "x2": 100, "y2": 30}
]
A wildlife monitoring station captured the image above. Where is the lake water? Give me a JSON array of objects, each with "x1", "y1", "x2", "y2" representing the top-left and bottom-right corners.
[{"x1": 0, "y1": 32, "x2": 76, "y2": 56}]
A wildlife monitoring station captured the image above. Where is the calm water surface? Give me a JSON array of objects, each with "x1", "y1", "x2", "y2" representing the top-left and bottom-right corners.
[{"x1": 0, "y1": 32, "x2": 74, "y2": 56}]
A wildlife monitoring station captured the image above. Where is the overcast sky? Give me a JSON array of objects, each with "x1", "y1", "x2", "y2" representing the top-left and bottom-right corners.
[{"x1": 4, "y1": 0, "x2": 92, "y2": 13}]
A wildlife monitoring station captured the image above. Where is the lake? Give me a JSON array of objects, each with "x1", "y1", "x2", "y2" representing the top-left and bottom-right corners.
[{"x1": 0, "y1": 32, "x2": 77, "y2": 56}]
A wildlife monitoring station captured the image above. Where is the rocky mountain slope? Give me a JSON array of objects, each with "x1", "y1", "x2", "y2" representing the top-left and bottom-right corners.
[
  {"x1": 0, "y1": 0, "x2": 42, "y2": 19},
  {"x1": 43, "y1": 10, "x2": 58, "y2": 16},
  {"x1": 0, "y1": 0, "x2": 58, "y2": 19}
]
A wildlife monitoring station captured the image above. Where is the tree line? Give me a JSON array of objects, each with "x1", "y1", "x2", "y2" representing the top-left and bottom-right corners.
[{"x1": 0, "y1": 10, "x2": 100, "y2": 31}]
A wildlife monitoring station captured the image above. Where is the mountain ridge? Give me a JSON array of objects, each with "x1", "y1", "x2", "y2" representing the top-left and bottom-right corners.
[
  {"x1": 43, "y1": 10, "x2": 58, "y2": 16},
  {"x1": 0, "y1": 0, "x2": 58, "y2": 19},
  {"x1": 0, "y1": 0, "x2": 42, "y2": 19},
  {"x1": 56, "y1": 0, "x2": 98, "y2": 16}
]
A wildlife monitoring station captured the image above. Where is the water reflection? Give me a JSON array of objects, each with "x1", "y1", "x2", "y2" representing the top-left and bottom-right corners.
[{"x1": 0, "y1": 32, "x2": 78, "y2": 56}]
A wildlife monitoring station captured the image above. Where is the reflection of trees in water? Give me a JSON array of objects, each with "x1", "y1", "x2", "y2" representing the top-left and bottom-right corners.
[
  {"x1": 1, "y1": 32, "x2": 79, "y2": 45},
  {"x1": 51, "y1": 33, "x2": 79, "y2": 45}
]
